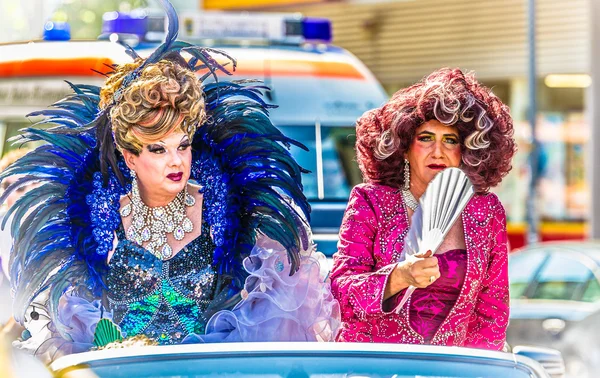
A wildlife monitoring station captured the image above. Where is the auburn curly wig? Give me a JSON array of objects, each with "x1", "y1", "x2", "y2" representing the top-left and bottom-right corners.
[
  {"x1": 99, "y1": 59, "x2": 206, "y2": 154},
  {"x1": 356, "y1": 67, "x2": 516, "y2": 193}
]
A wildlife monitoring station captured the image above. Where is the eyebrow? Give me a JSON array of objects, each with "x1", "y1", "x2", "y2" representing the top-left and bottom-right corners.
[
  {"x1": 148, "y1": 141, "x2": 166, "y2": 147},
  {"x1": 417, "y1": 130, "x2": 459, "y2": 138},
  {"x1": 147, "y1": 136, "x2": 189, "y2": 148}
]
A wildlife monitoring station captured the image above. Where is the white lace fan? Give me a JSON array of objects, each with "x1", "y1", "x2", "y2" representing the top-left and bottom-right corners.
[{"x1": 395, "y1": 167, "x2": 475, "y2": 311}]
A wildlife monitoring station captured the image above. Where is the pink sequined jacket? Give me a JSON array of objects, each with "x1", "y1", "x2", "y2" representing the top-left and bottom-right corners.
[{"x1": 331, "y1": 183, "x2": 509, "y2": 350}]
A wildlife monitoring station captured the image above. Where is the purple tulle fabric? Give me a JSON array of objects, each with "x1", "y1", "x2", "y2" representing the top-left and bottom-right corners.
[
  {"x1": 21, "y1": 235, "x2": 339, "y2": 361},
  {"x1": 184, "y1": 234, "x2": 340, "y2": 343},
  {"x1": 58, "y1": 296, "x2": 110, "y2": 344},
  {"x1": 409, "y1": 249, "x2": 466, "y2": 341}
]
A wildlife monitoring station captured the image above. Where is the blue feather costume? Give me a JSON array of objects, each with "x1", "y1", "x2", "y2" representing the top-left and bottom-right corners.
[{"x1": 0, "y1": 0, "x2": 339, "y2": 360}]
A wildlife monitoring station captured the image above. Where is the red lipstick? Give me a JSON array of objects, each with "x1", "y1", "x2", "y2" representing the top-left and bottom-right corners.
[
  {"x1": 427, "y1": 164, "x2": 447, "y2": 170},
  {"x1": 167, "y1": 172, "x2": 183, "y2": 181}
]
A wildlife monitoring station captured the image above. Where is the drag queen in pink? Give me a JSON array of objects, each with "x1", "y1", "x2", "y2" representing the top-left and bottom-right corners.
[{"x1": 331, "y1": 68, "x2": 516, "y2": 350}]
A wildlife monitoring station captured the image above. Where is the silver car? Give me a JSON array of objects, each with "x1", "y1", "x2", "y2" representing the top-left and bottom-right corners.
[{"x1": 507, "y1": 241, "x2": 600, "y2": 378}]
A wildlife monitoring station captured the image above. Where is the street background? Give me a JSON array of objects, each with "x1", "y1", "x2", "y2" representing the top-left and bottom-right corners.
[{"x1": 0, "y1": 0, "x2": 595, "y2": 247}]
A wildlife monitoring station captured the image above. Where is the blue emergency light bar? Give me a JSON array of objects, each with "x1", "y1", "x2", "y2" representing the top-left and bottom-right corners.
[
  {"x1": 100, "y1": 9, "x2": 332, "y2": 45},
  {"x1": 102, "y1": 11, "x2": 147, "y2": 38},
  {"x1": 43, "y1": 21, "x2": 71, "y2": 41}
]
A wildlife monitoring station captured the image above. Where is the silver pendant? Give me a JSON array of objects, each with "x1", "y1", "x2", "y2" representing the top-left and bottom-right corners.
[
  {"x1": 120, "y1": 203, "x2": 132, "y2": 217},
  {"x1": 174, "y1": 226, "x2": 185, "y2": 241},
  {"x1": 161, "y1": 244, "x2": 172, "y2": 259},
  {"x1": 141, "y1": 227, "x2": 151, "y2": 242},
  {"x1": 185, "y1": 193, "x2": 196, "y2": 207},
  {"x1": 165, "y1": 220, "x2": 175, "y2": 233},
  {"x1": 182, "y1": 218, "x2": 193, "y2": 233}
]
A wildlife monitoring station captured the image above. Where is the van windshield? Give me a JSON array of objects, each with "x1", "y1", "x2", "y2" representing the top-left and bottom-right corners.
[{"x1": 278, "y1": 126, "x2": 361, "y2": 202}]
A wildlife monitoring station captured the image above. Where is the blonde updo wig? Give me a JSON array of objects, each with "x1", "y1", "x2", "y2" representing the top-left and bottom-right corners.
[{"x1": 99, "y1": 59, "x2": 206, "y2": 154}]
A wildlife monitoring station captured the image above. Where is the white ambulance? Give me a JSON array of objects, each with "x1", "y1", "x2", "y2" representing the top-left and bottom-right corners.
[{"x1": 0, "y1": 11, "x2": 389, "y2": 257}]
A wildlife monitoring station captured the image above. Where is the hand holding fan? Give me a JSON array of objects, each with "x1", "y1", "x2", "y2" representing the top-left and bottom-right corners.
[{"x1": 396, "y1": 167, "x2": 475, "y2": 311}]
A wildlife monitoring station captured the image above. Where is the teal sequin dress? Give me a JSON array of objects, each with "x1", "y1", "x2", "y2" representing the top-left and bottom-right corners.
[{"x1": 106, "y1": 211, "x2": 234, "y2": 344}]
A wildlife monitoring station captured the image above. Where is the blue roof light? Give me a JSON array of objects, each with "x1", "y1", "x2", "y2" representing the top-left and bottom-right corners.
[
  {"x1": 302, "y1": 18, "x2": 332, "y2": 43},
  {"x1": 102, "y1": 10, "x2": 148, "y2": 38},
  {"x1": 43, "y1": 21, "x2": 71, "y2": 41}
]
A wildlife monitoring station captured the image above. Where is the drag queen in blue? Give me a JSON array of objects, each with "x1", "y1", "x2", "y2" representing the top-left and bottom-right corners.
[{"x1": 0, "y1": 0, "x2": 339, "y2": 361}]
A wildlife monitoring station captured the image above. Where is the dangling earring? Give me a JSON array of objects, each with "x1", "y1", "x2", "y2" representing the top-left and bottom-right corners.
[
  {"x1": 130, "y1": 169, "x2": 139, "y2": 198},
  {"x1": 130, "y1": 170, "x2": 137, "y2": 189},
  {"x1": 403, "y1": 158, "x2": 410, "y2": 190},
  {"x1": 402, "y1": 158, "x2": 418, "y2": 211}
]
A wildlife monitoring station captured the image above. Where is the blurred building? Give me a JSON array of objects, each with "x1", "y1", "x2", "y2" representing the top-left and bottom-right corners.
[
  {"x1": 0, "y1": 0, "x2": 593, "y2": 243},
  {"x1": 228, "y1": 0, "x2": 591, "y2": 243},
  {"x1": 0, "y1": 0, "x2": 61, "y2": 43}
]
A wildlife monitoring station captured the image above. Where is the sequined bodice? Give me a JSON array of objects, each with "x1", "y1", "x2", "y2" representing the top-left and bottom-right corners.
[
  {"x1": 409, "y1": 249, "x2": 467, "y2": 342},
  {"x1": 106, "y1": 213, "x2": 224, "y2": 344}
]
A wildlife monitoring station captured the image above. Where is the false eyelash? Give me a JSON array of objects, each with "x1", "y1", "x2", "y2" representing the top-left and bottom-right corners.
[{"x1": 147, "y1": 146, "x2": 165, "y2": 153}]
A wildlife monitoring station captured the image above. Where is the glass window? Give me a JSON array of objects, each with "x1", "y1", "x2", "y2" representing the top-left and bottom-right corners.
[
  {"x1": 494, "y1": 110, "x2": 589, "y2": 224},
  {"x1": 279, "y1": 126, "x2": 360, "y2": 201},
  {"x1": 581, "y1": 277, "x2": 600, "y2": 303},
  {"x1": 508, "y1": 250, "x2": 547, "y2": 299},
  {"x1": 530, "y1": 253, "x2": 592, "y2": 301}
]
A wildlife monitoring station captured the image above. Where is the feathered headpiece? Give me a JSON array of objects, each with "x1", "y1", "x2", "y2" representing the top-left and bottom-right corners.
[{"x1": 0, "y1": 0, "x2": 310, "y2": 339}]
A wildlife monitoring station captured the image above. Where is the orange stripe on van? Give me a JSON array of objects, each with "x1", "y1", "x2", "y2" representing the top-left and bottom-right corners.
[
  {"x1": 0, "y1": 57, "x2": 366, "y2": 80},
  {"x1": 0, "y1": 58, "x2": 115, "y2": 77},
  {"x1": 224, "y1": 59, "x2": 366, "y2": 80}
]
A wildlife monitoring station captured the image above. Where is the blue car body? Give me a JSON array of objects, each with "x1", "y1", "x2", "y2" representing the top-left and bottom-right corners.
[{"x1": 50, "y1": 342, "x2": 552, "y2": 378}]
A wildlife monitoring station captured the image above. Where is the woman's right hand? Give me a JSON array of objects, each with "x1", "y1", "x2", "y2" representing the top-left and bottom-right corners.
[
  {"x1": 396, "y1": 250, "x2": 440, "y2": 289},
  {"x1": 384, "y1": 250, "x2": 441, "y2": 301}
]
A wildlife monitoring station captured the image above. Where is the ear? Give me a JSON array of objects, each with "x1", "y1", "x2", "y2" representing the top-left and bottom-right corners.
[{"x1": 122, "y1": 149, "x2": 137, "y2": 172}]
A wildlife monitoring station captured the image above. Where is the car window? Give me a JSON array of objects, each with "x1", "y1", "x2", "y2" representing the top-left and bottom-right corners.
[
  {"x1": 581, "y1": 276, "x2": 600, "y2": 302},
  {"x1": 530, "y1": 253, "x2": 592, "y2": 301},
  {"x1": 509, "y1": 250, "x2": 547, "y2": 298},
  {"x1": 279, "y1": 126, "x2": 360, "y2": 201}
]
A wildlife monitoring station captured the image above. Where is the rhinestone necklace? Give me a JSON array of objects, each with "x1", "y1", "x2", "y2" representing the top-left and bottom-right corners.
[
  {"x1": 120, "y1": 179, "x2": 196, "y2": 259},
  {"x1": 402, "y1": 188, "x2": 419, "y2": 211}
]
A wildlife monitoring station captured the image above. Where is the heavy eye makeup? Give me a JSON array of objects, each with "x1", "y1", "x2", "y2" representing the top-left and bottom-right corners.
[
  {"x1": 443, "y1": 136, "x2": 459, "y2": 145},
  {"x1": 147, "y1": 144, "x2": 166, "y2": 154},
  {"x1": 416, "y1": 131, "x2": 436, "y2": 142},
  {"x1": 146, "y1": 138, "x2": 191, "y2": 154},
  {"x1": 416, "y1": 132, "x2": 459, "y2": 145},
  {"x1": 178, "y1": 138, "x2": 191, "y2": 150}
]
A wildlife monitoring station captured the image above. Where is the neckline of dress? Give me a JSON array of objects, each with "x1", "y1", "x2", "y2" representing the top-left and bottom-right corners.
[
  {"x1": 114, "y1": 227, "x2": 202, "y2": 263},
  {"x1": 113, "y1": 202, "x2": 209, "y2": 263},
  {"x1": 435, "y1": 248, "x2": 467, "y2": 257}
]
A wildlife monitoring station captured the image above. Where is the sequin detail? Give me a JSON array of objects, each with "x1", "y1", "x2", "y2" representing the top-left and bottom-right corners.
[
  {"x1": 191, "y1": 151, "x2": 248, "y2": 282},
  {"x1": 87, "y1": 170, "x2": 129, "y2": 256},
  {"x1": 331, "y1": 184, "x2": 509, "y2": 350},
  {"x1": 409, "y1": 249, "x2": 467, "y2": 342},
  {"x1": 107, "y1": 209, "x2": 223, "y2": 345}
]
